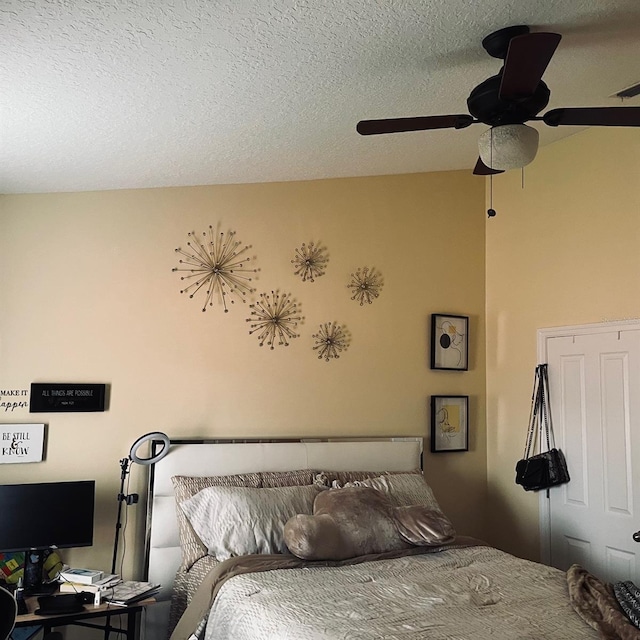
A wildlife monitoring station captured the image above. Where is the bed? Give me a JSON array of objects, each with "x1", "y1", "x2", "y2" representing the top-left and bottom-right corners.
[{"x1": 143, "y1": 438, "x2": 633, "y2": 640}]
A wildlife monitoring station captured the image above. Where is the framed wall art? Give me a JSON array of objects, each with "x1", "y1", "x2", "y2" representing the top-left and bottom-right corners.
[
  {"x1": 430, "y1": 313, "x2": 469, "y2": 370},
  {"x1": 30, "y1": 383, "x2": 106, "y2": 412},
  {"x1": 0, "y1": 423, "x2": 45, "y2": 464},
  {"x1": 430, "y1": 395, "x2": 469, "y2": 453}
]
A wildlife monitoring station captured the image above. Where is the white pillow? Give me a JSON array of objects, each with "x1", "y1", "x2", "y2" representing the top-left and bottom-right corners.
[{"x1": 180, "y1": 484, "x2": 321, "y2": 560}]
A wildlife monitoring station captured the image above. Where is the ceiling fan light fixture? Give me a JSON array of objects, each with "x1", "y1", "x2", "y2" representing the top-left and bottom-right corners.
[{"x1": 478, "y1": 123, "x2": 539, "y2": 170}]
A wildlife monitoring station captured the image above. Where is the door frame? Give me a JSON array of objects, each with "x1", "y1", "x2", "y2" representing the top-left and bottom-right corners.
[{"x1": 537, "y1": 319, "x2": 640, "y2": 564}]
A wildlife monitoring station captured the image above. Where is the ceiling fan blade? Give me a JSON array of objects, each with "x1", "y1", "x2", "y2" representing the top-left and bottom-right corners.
[
  {"x1": 356, "y1": 115, "x2": 475, "y2": 135},
  {"x1": 499, "y1": 32, "x2": 562, "y2": 100},
  {"x1": 473, "y1": 157, "x2": 504, "y2": 176},
  {"x1": 543, "y1": 107, "x2": 640, "y2": 127}
]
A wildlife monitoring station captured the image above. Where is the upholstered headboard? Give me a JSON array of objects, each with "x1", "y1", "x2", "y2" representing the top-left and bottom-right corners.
[{"x1": 143, "y1": 437, "x2": 423, "y2": 638}]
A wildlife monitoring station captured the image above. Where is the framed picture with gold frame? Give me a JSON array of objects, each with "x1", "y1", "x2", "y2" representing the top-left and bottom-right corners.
[
  {"x1": 430, "y1": 313, "x2": 468, "y2": 370},
  {"x1": 430, "y1": 395, "x2": 469, "y2": 453}
]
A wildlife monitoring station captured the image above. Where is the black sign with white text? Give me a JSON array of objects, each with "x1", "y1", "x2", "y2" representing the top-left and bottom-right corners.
[{"x1": 30, "y1": 383, "x2": 107, "y2": 412}]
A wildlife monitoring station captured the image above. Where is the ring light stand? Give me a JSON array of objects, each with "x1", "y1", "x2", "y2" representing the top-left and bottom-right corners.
[{"x1": 111, "y1": 432, "x2": 170, "y2": 575}]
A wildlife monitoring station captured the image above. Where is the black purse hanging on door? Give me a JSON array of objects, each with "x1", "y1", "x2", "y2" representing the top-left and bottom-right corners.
[{"x1": 515, "y1": 364, "x2": 570, "y2": 492}]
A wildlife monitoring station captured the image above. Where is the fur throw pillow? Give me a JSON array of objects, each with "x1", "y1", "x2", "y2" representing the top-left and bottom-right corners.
[{"x1": 284, "y1": 486, "x2": 455, "y2": 561}]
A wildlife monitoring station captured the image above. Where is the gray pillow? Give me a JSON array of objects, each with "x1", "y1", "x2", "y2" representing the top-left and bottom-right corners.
[
  {"x1": 181, "y1": 484, "x2": 321, "y2": 560},
  {"x1": 259, "y1": 470, "x2": 315, "y2": 488},
  {"x1": 318, "y1": 469, "x2": 421, "y2": 486},
  {"x1": 342, "y1": 473, "x2": 445, "y2": 512}
]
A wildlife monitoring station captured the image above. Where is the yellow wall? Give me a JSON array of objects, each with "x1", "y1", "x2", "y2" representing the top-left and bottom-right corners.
[
  {"x1": 486, "y1": 128, "x2": 640, "y2": 560},
  {"x1": 2, "y1": 126, "x2": 638, "y2": 585},
  {"x1": 0, "y1": 171, "x2": 486, "y2": 578}
]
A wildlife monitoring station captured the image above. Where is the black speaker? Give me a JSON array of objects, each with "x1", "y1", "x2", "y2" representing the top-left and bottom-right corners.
[
  {"x1": 35, "y1": 594, "x2": 85, "y2": 616},
  {"x1": 23, "y1": 550, "x2": 44, "y2": 591}
]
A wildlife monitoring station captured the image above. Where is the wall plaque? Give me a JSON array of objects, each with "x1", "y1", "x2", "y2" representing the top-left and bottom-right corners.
[
  {"x1": 30, "y1": 383, "x2": 107, "y2": 413},
  {"x1": 0, "y1": 423, "x2": 45, "y2": 463}
]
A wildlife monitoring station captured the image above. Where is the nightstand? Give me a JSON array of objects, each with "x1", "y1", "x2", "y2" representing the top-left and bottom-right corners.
[{"x1": 15, "y1": 592, "x2": 155, "y2": 640}]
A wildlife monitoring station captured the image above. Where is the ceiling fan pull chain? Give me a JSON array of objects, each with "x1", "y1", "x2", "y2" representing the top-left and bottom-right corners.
[
  {"x1": 487, "y1": 129, "x2": 496, "y2": 217},
  {"x1": 487, "y1": 173, "x2": 496, "y2": 218},
  {"x1": 489, "y1": 174, "x2": 493, "y2": 209}
]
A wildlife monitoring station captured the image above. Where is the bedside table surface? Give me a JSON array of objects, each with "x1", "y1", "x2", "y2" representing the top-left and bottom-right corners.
[{"x1": 15, "y1": 592, "x2": 155, "y2": 640}]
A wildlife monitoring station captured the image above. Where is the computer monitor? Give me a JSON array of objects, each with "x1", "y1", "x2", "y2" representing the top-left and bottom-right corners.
[{"x1": 0, "y1": 480, "x2": 95, "y2": 594}]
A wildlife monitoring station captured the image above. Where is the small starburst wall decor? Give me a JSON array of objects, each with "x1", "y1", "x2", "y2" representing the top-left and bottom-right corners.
[
  {"x1": 312, "y1": 322, "x2": 351, "y2": 362},
  {"x1": 172, "y1": 226, "x2": 259, "y2": 313},
  {"x1": 291, "y1": 242, "x2": 329, "y2": 282},
  {"x1": 347, "y1": 267, "x2": 384, "y2": 306},
  {"x1": 247, "y1": 290, "x2": 303, "y2": 349}
]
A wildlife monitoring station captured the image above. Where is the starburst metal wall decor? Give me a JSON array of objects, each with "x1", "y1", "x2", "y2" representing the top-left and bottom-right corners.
[
  {"x1": 247, "y1": 290, "x2": 303, "y2": 349},
  {"x1": 347, "y1": 267, "x2": 384, "y2": 306},
  {"x1": 172, "y1": 226, "x2": 259, "y2": 313},
  {"x1": 312, "y1": 322, "x2": 351, "y2": 362},
  {"x1": 291, "y1": 242, "x2": 329, "y2": 282}
]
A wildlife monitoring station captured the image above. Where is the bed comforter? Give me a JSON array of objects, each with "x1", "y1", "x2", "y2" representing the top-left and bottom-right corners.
[{"x1": 170, "y1": 540, "x2": 616, "y2": 640}]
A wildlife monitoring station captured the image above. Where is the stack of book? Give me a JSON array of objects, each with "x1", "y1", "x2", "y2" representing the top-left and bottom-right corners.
[
  {"x1": 58, "y1": 568, "x2": 121, "y2": 594},
  {"x1": 102, "y1": 580, "x2": 160, "y2": 605}
]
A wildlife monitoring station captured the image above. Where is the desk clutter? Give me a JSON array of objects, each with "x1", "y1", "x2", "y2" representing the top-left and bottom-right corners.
[
  {"x1": 58, "y1": 568, "x2": 104, "y2": 585},
  {"x1": 58, "y1": 570, "x2": 120, "y2": 597},
  {"x1": 57, "y1": 568, "x2": 159, "y2": 606},
  {"x1": 9, "y1": 578, "x2": 158, "y2": 640},
  {"x1": 0, "y1": 550, "x2": 63, "y2": 589},
  {"x1": 102, "y1": 580, "x2": 160, "y2": 606}
]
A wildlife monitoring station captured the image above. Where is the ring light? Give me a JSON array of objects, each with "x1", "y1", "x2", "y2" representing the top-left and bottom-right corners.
[
  {"x1": 129, "y1": 431, "x2": 170, "y2": 465},
  {"x1": 112, "y1": 430, "x2": 171, "y2": 574}
]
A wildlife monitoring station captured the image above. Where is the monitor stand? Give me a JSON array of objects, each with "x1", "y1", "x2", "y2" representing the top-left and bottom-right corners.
[{"x1": 23, "y1": 549, "x2": 57, "y2": 596}]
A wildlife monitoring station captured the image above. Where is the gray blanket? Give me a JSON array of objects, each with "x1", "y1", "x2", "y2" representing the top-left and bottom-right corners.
[
  {"x1": 170, "y1": 537, "x2": 480, "y2": 640},
  {"x1": 171, "y1": 540, "x2": 604, "y2": 640}
]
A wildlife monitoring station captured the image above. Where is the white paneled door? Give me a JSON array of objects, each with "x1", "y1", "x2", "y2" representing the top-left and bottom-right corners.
[{"x1": 542, "y1": 326, "x2": 640, "y2": 583}]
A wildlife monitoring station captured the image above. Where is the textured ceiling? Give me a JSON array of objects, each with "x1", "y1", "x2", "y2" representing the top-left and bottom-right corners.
[{"x1": 2, "y1": 0, "x2": 640, "y2": 194}]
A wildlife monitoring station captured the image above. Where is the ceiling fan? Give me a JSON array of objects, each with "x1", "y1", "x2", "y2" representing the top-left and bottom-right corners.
[{"x1": 356, "y1": 25, "x2": 640, "y2": 175}]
